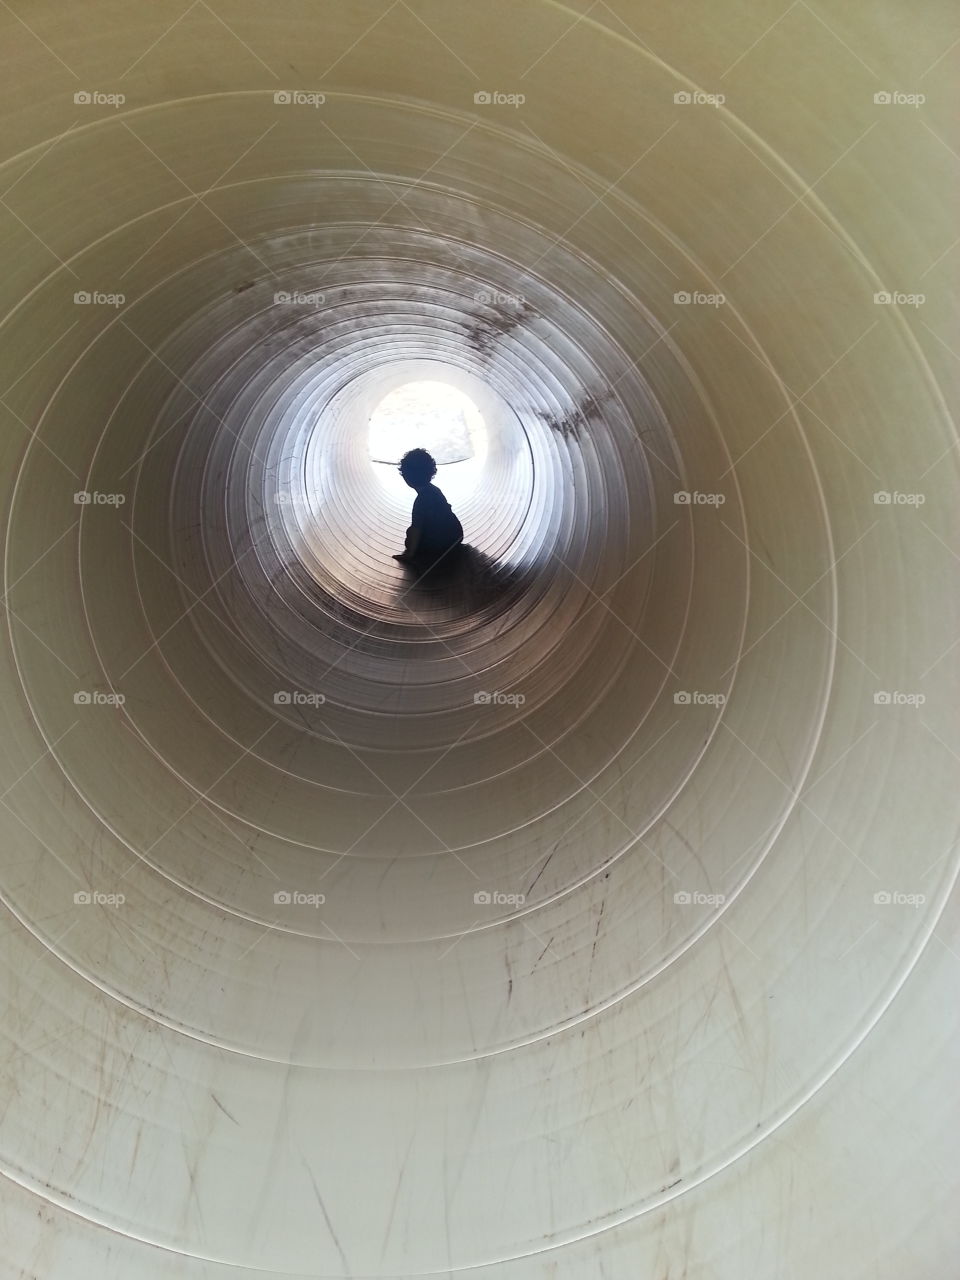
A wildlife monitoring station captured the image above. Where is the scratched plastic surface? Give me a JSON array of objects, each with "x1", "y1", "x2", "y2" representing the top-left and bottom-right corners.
[{"x1": 0, "y1": 3, "x2": 958, "y2": 1279}]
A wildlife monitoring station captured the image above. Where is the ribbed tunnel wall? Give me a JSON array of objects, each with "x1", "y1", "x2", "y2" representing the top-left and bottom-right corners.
[{"x1": 1, "y1": 4, "x2": 958, "y2": 1277}]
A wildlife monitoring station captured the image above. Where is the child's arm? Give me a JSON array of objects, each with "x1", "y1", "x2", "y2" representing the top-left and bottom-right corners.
[
  {"x1": 401, "y1": 494, "x2": 426, "y2": 556},
  {"x1": 393, "y1": 522, "x2": 422, "y2": 562},
  {"x1": 393, "y1": 492, "x2": 427, "y2": 563}
]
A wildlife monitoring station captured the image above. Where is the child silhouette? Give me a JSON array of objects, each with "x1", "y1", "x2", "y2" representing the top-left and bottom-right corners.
[{"x1": 392, "y1": 448, "x2": 464, "y2": 570}]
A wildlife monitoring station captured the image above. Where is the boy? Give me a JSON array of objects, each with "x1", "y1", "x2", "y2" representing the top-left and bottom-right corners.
[{"x1": 392, "y1": 448, "x2": 464, "y2": 570}]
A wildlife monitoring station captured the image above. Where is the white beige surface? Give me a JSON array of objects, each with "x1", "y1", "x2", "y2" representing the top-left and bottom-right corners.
[{"x1": 0, "y1": 3, "x2": 958, "y2": 1277}]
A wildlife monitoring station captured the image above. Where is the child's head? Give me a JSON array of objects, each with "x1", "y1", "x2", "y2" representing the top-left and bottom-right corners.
[{"x1": 398, "y1": 448, "x2": 437, "y2": 489}]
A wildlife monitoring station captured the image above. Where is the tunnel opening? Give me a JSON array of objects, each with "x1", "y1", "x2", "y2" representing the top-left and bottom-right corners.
[
  {"x1": 367, "y1": 377, "x2": 490, "y2": 509},
  {"x1": 367, "y1": 379, "x2": 485, "y2": 464}
]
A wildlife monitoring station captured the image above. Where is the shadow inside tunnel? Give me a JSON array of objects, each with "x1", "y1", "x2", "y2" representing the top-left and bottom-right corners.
[{"x1": 395, "y1": 543, "x2": 529, "y2": 616}]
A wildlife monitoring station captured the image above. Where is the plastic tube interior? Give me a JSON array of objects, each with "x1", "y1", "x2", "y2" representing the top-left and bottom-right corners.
[{"x1": 1, "y1": 4, "x2": 957, "y2": 1277}]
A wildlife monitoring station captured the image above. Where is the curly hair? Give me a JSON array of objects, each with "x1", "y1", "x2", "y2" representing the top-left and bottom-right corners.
[{"x1": 398, "y1": 448, "x2": 437, "y2": 485}]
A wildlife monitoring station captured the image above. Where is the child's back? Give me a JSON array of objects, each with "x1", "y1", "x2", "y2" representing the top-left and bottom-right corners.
[{"x1": 411, "y1": 482, "x2": 463, "y2": 552}]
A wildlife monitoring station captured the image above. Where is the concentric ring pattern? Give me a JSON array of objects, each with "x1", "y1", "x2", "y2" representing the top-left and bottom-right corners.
[{"x1": 1, "y1": 3, "x2": 958, "y2": 1278}]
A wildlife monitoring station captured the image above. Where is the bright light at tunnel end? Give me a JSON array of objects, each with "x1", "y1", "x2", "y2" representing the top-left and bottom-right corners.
[
  {"x1": 368, "y1": 379, "x2": 486, "y2": 464},
  {"x1": 367, "y1": 377, "x2": 490, "y2": 503}
]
